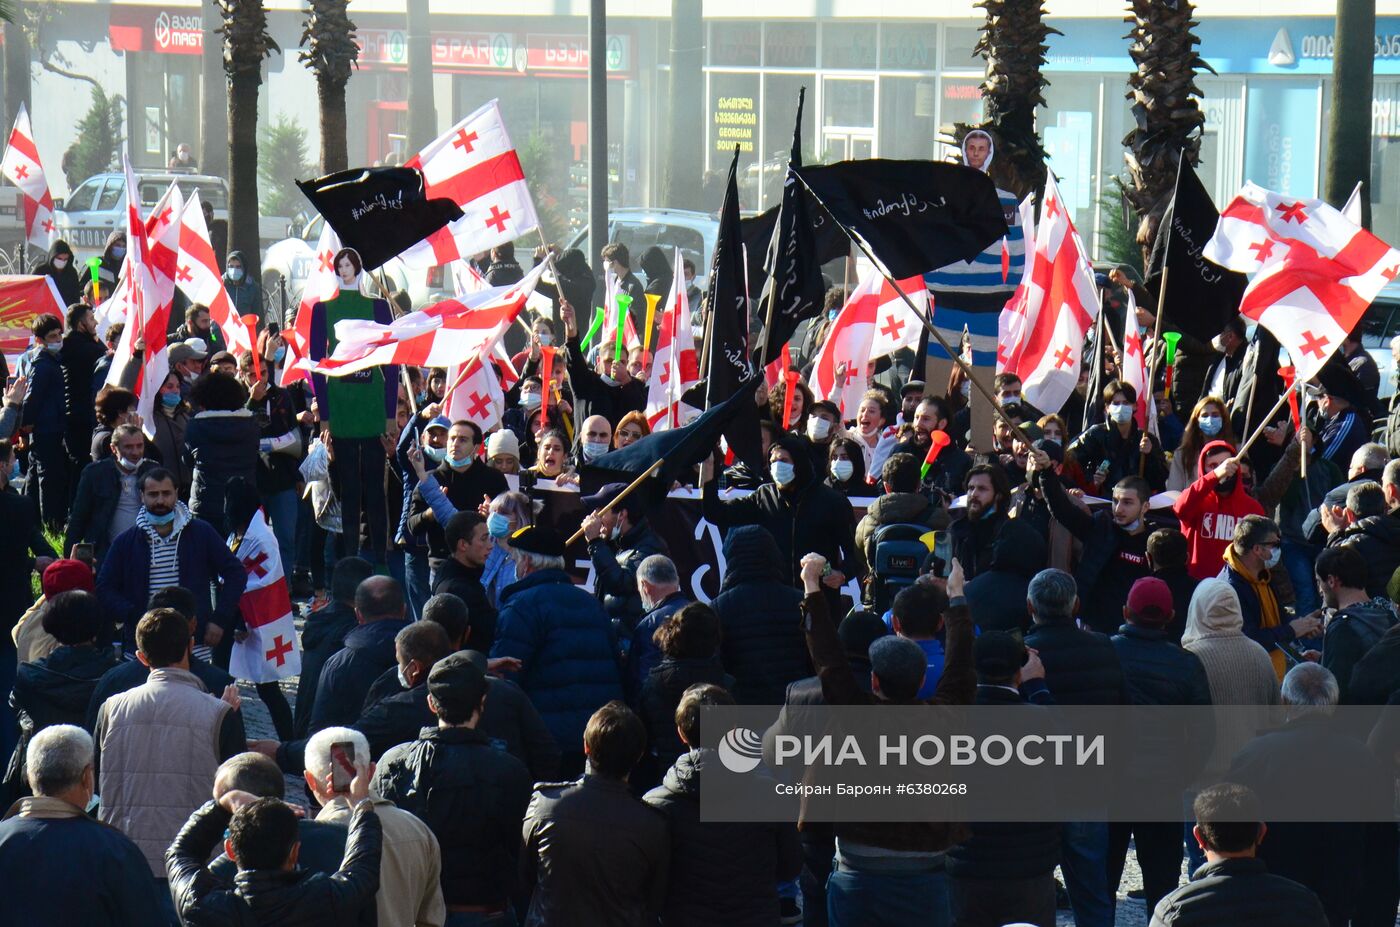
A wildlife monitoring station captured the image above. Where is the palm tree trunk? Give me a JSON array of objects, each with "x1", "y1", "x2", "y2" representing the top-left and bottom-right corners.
[
  {"x1": 661, "y1": 0, "x2": 703, "y2": 209},
  {"x1": 317, "y1": 76, "x2": 348, "y2": 174},
  {"x1": 3, "y1": 13, "x2": 30, "y2": 132},
  {"x1": 1325, "y1": 0, "x2": 1375, "y2": 228},
  {"x1": 228, "y1": 72, "x2": 261, "y2": 280},
  {"x1": 200, "y1": 0, "x2": 228, "y2": 178},
  {"x1": 405, "y1": 0, "x2": 435, "y2": 152}
]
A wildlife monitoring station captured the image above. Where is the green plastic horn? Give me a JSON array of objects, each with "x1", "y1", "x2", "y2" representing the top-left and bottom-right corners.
[
  {"x1": 580, "y1": 307, "x2": 606, "y2": 350},
  {"x1": 1162, "y1": 331, "x2": 1182, "y2": 397},
  {"x1": 86, "y1": 256, "x2": 103, "y2": 301}
]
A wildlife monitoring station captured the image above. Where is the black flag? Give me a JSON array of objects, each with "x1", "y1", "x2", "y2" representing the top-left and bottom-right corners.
[
  {"x1": 297, "y1": 167, "x2": 464, "y2": 271},
  {"x1": 794, "y1": 159, "x2": 1007, "y2": 278},
  {"x1": 1146, "y1": 159, "x2": 1247, "y2": 344},
  {"x1": 739, "y1": 189, "x2": 848, "y2": 298},
  {"x1": 580, "y1": 375, "x2": 762, "y2": 505},
  {"x1": 754, "y1": 88, "x2": 829, "y2": 367},
  {"x1": 697, "y1": 148, "x2": 764, "y2": 472}
]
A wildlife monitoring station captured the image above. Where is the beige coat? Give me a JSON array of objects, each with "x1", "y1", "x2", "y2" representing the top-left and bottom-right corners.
[
  {"x1": 317, "y1": 795, "x2": 445, "y2": 927},
  {"x1": 96, "y1": 666, "x2": 231, "y2": 876}
]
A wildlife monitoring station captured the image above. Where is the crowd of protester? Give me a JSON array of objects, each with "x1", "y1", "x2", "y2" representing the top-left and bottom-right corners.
[{"x1": 0, "y1": 242, "x2": 1398, "y2": 927}]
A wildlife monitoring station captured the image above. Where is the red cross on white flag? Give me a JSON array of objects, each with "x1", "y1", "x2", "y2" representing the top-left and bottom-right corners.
[
  {"x1": 228, "y1": 508, "x2": 301, "y2": 683},
  {"x1": 810, "y1": 270, "x2": 929, "y2": 416},
  {"x1": 1204, "y1": 184, "x2": 1400, "y2": 381},
  {"x1": 398, "y1": 99, "x2": 540, "y2": 269},
  {"x1": 0, "y1": 104, "x2": 56, "y2": 249},
  {"x1": 281, "y1": 222, "x2": 343, "y2": 386},
  {"x1": 645, "y1": 246, "x2": 701, "y2": 431},
  {"x1": 442, "y1": 353, "x2": 506, "y2": 433},
  {"x1": 996, "y1": 176, "x2": 1099, "y2": 414},
  {"x1": 176, "y1": 192, "x2": 253, "y2": 355}
]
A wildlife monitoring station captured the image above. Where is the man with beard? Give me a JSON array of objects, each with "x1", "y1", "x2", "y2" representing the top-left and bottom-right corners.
[
  {"x1": 891, "y1": 396, "x2": 971, "y2": 497},
  {"x1": 949, "y1": 463, "x2": 1046, "y2": 581}
]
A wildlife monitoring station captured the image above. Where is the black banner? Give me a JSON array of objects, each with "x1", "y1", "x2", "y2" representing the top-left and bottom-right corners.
[
  {"x1": 1146, "y1": 159, "x2": 1247, "y2": 344},
  {"x1": 297, "y1": 166, "x2": 464, "y2": 271},
  {"x1": 794, "y1": 159, "x2": 1008, "y2": 279}
]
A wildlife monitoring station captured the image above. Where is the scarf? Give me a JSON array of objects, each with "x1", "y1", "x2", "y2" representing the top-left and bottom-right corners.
[{"x1": 1223, "y1": 544, "x2": 1286, "y2": 680}]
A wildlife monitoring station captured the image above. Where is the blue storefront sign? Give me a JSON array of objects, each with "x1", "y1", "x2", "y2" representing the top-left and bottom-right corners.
[{"x1": 1243, "y1": 79, "x2": 1321, "y2": 198}]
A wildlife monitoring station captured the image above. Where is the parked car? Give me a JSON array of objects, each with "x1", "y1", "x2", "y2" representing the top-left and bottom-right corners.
[
  {"x1": 1359, "y1": 279, "x2": 1400, "y2": 403},
  {"x1": 262, "y1": 214, "x2": 450, "y2": 325},
  {"x1": 52, "y1": 169, "x2": 228, "y2": 258},
  {"x1": 567, "y1": 207, "x2": 718, "y2": 294}
]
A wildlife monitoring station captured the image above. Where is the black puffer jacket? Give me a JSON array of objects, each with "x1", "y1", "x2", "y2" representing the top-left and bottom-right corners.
[
  {"x1": 293, "y1": 603, "x2": 358, "y2": 738},
  {"x1": 964, "y1": 527, "x2": 1043, "y2": 634},
  {"x1": 1347, "y1": 622, "x2": 1400, "y2": 706},
  {"x1": 60, "y1": 328, "x2": 106, "y2": 439},
  {"x1": 167, "y1": 799, "x2": 382, "y2": 926},
  {"x1": 711, "y1": 526, "x2": 812, "y2": 705},
  {"x1": 588, "y1": 517, "x2": 669, "y2": 626},
  {"x1": 431, "y1": 557, "x2": 497, "y2": 652},
  {"x1": 1066, "y1": 421, "x2": 1169, "y2": 491},
  {"x1": 406, "y1": 458, "x2": 508, "y2": 563},
  {"x1": 639, "y1": 656, "x2": 734, "y2": 773},
  {"x1": 1024, "y1": 618, "x2": 1125, "y2": 705},
  {"x1": 1149, "y1": 858, "x2": 1329, "y2": 927},
  {"x1": 1323, "y1": 598, "x2": 1397, "y2": 704},
  {"x1": 1333, "y1": 513, "x2": 1400, "y2": 599},
  {"x1": 945, "y1": 684, "x2": 1060, "y2": 880},
  {"x1": 184, "y1": 408, "x2": 261, "y2": 535},
  {"x1": 4, "y1": 645, "x2": 118, "y2": 796},
  {"x1": 643, "y1": 750, "x2": 802, "y2": 927},
  {"x1": 308, "y1": 619, "x2": 409, "y2": 733},
  {"x1": 372, "y1": 725, "x2": 534, "y2": 907},
  {"x1": 854, "y1": 490, "x2": 945, "y2": 576}
]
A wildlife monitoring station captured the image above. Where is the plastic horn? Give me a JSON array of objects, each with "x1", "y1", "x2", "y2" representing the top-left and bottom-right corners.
[
  {"x1": 86, "y1": 256, "x2": 103, "y2": 302},
  {"x1": 1161, "y1": 331, "x2": 1182, "y2": 397},
  {"x1": 580, "y1": 307, "x2": 605, "y2": 350},
  {"x1": 921, "y1": 430, "x2": 952, "y2": 480},
  {"x1": 242, "y1": 314, "x2": 261, "y2": 380},
  {"x1": 615, "y1": 293, "x2": 632, "y2": 362}
]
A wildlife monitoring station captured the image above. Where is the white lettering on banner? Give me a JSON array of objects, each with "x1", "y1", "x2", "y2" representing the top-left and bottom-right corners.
[
  {"x1": 153, "y1": 12, "x2": 202, "y2": 52},
  {"x1": 861, "y1": 192, "x2": 947, "y2": 221},
  {"x1": 349, "y1": 190, "x2": 405, "y2": 222},
  {"x1": 1299, "y1": 33, "x2": 1400, "y2": 59}
]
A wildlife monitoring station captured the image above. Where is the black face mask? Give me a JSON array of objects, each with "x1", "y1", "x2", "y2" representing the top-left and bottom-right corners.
[{"x1": 1217, "y1": 475, "x2": 1237, "y2": 494}]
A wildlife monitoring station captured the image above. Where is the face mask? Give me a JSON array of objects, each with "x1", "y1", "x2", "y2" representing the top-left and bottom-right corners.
[
  {"x1": 610, "y1": 523, "x2": 623, "y2": 541},
  {"x1": 807, "y1": 417, "x2": 832, "y2": 441},
  {"x1": 160, "y1": 391, "x2": 181, "y2": 409},
  {"x1": 272, "y1": 346, "x2": 286, "y2": 363},
  {"x1": 44, "y1": 342, "x2": 60, "y2": 354},
  {"x1": 827, "y1": 309, "x2": 839, "y2": 322},
  {"x1": 521, "y1": 392, "x2": 541, "y2": 409},
  {"x1": 227, "y1": 268, "x2": 244, "y2": 282},
  {"x1": 771, "y1": 460, "x2": 795, "y2": 487},
  {"x1": 53, "y1": 258, "x2": 69, "y2": 270},
  {"x1": 111, "y1": 246, "x2": 126, "y2": 260},
  {"x1": 423, "y1": 445, "x2": 446, "y2": 463},
  {"x1": 397, "y1": 664, "x2": 412, "y2": 689},
  {"x1": 1264, "y1": 546, "x2": 1281, "y2": 569},
  {"x1": 583, "y1": 440, "x2": 609, "y2": 460},
  {"x1": 1211, "y1": 334, "x2": 1227, "y2": 353},
  {"x1": 145, "y1": 508, "x2": 176, "y2": 526},
  {"x1": 115, "y1": 456, "x2": 139, "y2": 473},
  {"x1": 960, "y1": 380, "x2": 971, "y2": 400},
  {"x1": 448, "y1": 453, "x2": 473, "y2": 470},
  {"x1": 1198, "y1": 414, "x2": 1223, "y2": 436},
  {"x1": 487, "y1": 512, "x2": 511, "y2": 538},
  {"x1": 599, "y1": 374, "x2": 619, "y2": 388},
  {"x1": 1217, "y1": 475, "x2": 1237, "y2": 494},
  {"x1": 1122, "y1": 517, "x2": 1142, "y2": 533},
  {"x1": 830, "y1": 459, "x2": 854, "y2": 482},
  {"x1": 539, "y1": 333, "x2": 554, "y2": 347},
  {"x1": 1108, "y1": 403, "x2": 1133, "y2": 424}
]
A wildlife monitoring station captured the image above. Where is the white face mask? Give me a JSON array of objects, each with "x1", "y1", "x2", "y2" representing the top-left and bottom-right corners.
[
  {"x1": 520, "y1": 392, "x2": 541, "y2": 410},
  {"x1": 599, "y1": 374, "x2": 619, "y2": 388},
  {"x1": 397, "y1": 664, "x2": 412, "y2": 689},
  {"x1": 1264, "y1": 546, "x2": 1281, "y2": 569},
  {"x1": 830, "y1": 459, "x2": 854, "y2": 482},
  {"x1": 1108, "y1": 403, "x2": 1134, "y2": 424},
  {"x1": 538, "y1": 333, "x2": 554, "y2": 347},
  {"x1": 807, "y1": 417, "x2": 832, "y2": 441},
  {"x1": 583, "y1": 440, "x2": 609, "y2": 460},
  {"x1": 771, "y1": 460, "x2": 795, "y2": 487}
]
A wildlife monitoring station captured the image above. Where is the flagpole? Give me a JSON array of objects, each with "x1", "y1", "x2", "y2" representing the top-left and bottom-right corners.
[
  {"x1": 1142, "y1": 154, "x2": 1183, "y2": 435},
  {"x1": 791, "y1": 168, "x2": 1036, "y2": 446},
  {"x1": 564, "y1": 457, "x2": 665, "y2": 547},
  {"x1": 1233, "y1": 390, "x2": 1294, "y2": 459},
  {"x1": 375, "y1": 267, "x2": 419, "y2": 418}
]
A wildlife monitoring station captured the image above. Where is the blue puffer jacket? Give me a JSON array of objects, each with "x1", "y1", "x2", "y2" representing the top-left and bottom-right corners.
[
  {"x1": 711, "y1": 526, "x2": 812, "y2": 706},
  {"x1": 491, "y1": 568, "x2": 623, "y2": 752}
]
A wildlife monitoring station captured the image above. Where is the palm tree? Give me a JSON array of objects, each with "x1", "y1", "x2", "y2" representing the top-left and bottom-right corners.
[
  {"x1": 405, "y1": 0, "x2": 435, "y2": 151},
  {"x1": 218, "y1": 0, "x2": 278, "y2": 282},
  {"x1": 661, "y1": 0, "x2": 704, "y2": 210},
  {"x1": 1325, "y1": 0, "x2": 1375, "y2": 227},
  {"x1": 953, "y1": 0, "x2": 1059, "y2": 198},
  {"x1": 1122, "y1": 0, "x2": 1212, "y2": 264},
  {"x1": 300, "y1": 0, "x2": 359, "y2": 174}
]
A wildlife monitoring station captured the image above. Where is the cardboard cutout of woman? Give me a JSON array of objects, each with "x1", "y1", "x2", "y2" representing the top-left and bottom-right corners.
[{"x1": 308, "y1": 246, "x2": 399, "y2": 566}]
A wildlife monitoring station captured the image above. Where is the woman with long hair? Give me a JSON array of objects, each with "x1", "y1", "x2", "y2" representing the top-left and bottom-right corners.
[
  {"x1": 826, "y1": 437, "x2": 868, "y2": 495},
  {"x1": 1167, "y1": 396, "x2": 1238, "y2": 491}
]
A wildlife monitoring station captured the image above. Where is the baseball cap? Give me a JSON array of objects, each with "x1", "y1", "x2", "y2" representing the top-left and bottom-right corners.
[
  {"x1": 167, "y1": 344, "x2": 198, "y2": 366},
  {"x1": 974, "y1": 630, "x2": 1026, "y2": 678},
  {"x1": 42, "y1": 559, "x2": 95, "y2": 598},
  {"x1": 427, "y1": 652, "x2": 488, "y2": 719},
  {"x1": 182, "y1": 337, "x2": 209, "y2": 359},
  {"x1": 487, "y1": 429, "x2": 519, "y2": 459},
  {"x1": 1126, "y1": 576, "x2": 1174, "y2": 626},
  {"x1": 423, "y1": 415, "x2": 451, "y2": 434},
  {"x1": 507, "y1": 525, "x2": 565, "y2": 557}
]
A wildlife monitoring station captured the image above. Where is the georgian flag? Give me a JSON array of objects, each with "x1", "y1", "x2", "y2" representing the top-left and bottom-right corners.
[
  {"x1": 1120, "y1": 290, "x2": 1157, "y2": 434},
  {"x1": 1205, "y1": 186, "x2": 1400, "y2": 381},
  {"x1": 645, "y1": 246, "x2": 700, "y2": 431},
  {"x1": 996, "y1": 174, "x2": 1100, "y2": 415},
  {"x1": 313, "y1": 259, "x2": 547, "y2": 377},
  {"x1": 443, "y1": 354, "x2": 506, "y2": 433},
  {"x1": 228, "y1": 508, "x2": 301, "y2": 683},
  {"x1": 280, "y1": 222, "x2": 343, "y2": 386},
  {"x1": 177, "y1": 191, "x2": 253, "y2": 355},
  {"x1": 0, "y1": 104, "x2": 56, "y2": 249},
  {"x1": 400, "y1": 99, "x2": 540, "y2": 269},
  {"x1": 810, "y1": 271, "x2": 927, "y2": 417}
]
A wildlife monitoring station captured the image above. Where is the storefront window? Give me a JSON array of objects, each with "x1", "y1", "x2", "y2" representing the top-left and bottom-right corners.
[
  {"x1": 937, "y1": 76, "x2": 984, "y2": 157},
  {"x1": 761, "y1": 73, "x2": 817, "y2": 207},
  {"x1": 1041, "y1": 74, "x2": 1103, "y2": 236},
  {"x1": 879, "y1": 77, "x2": 938, "y2": 160},
  {"x1": 765, "y1": 22, "x2": 816, "y2": 68},
  {"x1": 942, "y1": 25, "x2": 982, "y2": 71},
  {"x1": 822, "y1": 22, "x2": 877, "y2": 70},
  {"x1": 879, "y1": 23, "x2": 937, "y2": 71},
  {"x1": 711, "y1": 22, "x2": 760, "y2": 67},
  {"x1": 1370, "y1": 79, "x2": 1400, "y2": 246},
  {"x1": 709, "y1": 70, "x2": 762, "y2": 202}
]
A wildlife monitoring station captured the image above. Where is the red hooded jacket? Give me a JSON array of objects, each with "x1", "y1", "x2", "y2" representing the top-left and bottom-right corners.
[{"x1": 1173, "y1": 439, "x2": 1266, "y2": 580}]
